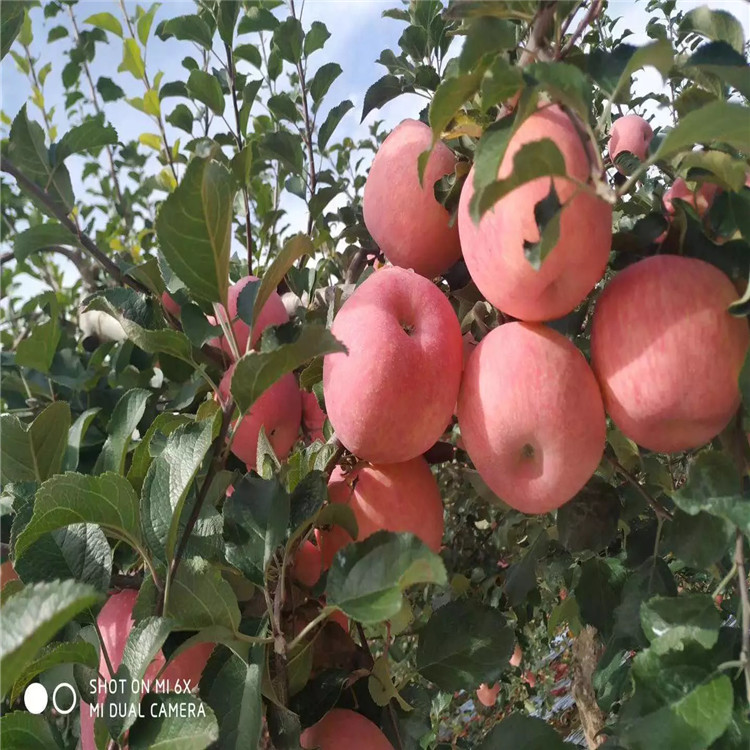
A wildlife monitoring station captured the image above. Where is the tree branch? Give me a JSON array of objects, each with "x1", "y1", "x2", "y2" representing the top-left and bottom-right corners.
[
  {"x1": 558, "y1": 0, "x2": 604, "y2": 59},
  {"x1": 606, "y1": 455, "x2": 674, "y2": 521},
  {"x1": 0, "y1": 157, "x2": 149, "y2": 294},
  {"x1": 734, "y1": 530, "x2": 750, "y2": 704}
]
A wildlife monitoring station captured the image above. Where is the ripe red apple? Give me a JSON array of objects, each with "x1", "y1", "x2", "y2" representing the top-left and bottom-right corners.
[
  {"x1": 291, "y1": 539, "x2": 323, "y2": 588},
  {"x1": 208, "y1": 275, "x2": 288, "y2": 358},
  {"x1": 591, "y1": 254, "x2": 749, "y2": 453},
  {"x1": 608, "y1": 114, "x2": 653, "y2": 174},
  {"x1": 476, "y1": 682, "x2": 500, "y2": 707},
  {"x1": 219, "y1": 365, "x2": 302, "y2": 465},
  {"x1": 161, "y1": 291, "x2": 181, "y2": 319},
  {"x1": 510, "y1": 642, "x2": 523, "y2": 668},
  {"x1": 462, "y1": 331, "x2": 478, "y2": 371},
  {"x1": 323, "y1": 267, "x2": 462, "y2": 463},
  {"x1": 301, "y1": 708, "x2": 392, "y2": 750},
  {"x1": 301, "y1": 390, "x2": 326, "y2": 443},
  {"x1": 457, "y1": 322, "x2": 605, "y2": 514},
  {"x1": 318, "y1": 457, "x2": 445, "y2": 569},
  {"x1": 458, "y1": 104, "x2": 612, "y2": 321},
  {"x1": 663, "y1": 178, "x2": 719, "y2": 218},
  {"x1": 363, "y1": 119, "x2": 461, "y2": 279}
]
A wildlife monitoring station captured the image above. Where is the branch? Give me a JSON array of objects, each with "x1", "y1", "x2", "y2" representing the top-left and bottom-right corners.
[
  {"x1": 606, "y1": 455, "x2": 674, "y2": 521},
  {"x1": 0, "y1": 157, "x2": 149, "y2": 294},
  {"x1": 734, "y1": 530, "x2": 750, "y2": 705},
  {"x1": 558, "y1": 0, "x2": 604, "y2": 59}
]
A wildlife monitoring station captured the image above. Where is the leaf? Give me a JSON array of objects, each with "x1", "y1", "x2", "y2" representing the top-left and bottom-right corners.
[
  {"x1": 166, "y1": 103, "x2": 194, "y2": 134},
  {"x1": 272, "y1": 17, "x2": 303, "y2": 64},
  {"x1": 200, "y1": 645, "x2": 263, "y2": 750},
  {"x1": 84, "y1": 12, "x2": 123, "y2": 38},
  {"x1": 268, "y1": 93, "x2": 299, "y2": 123},
  {"x1": 640, "y1": 594, "x2": 721, "y2": 653},
  {"x1": 97, "y1": 76, "x2": 125, "y2": 102},
  {"x1": 502, "y1": 528, "x2": 548, "y2": 606},
  {"x1": 325, "y1": 531, "x2": 447, "y2": 624},
  {"x1": 105, "y1": 617, "x2": 174, "y2": 739},
  {"x1": 478, "y1": 714, "x2": 568, "y2": 749},
  {"x1": 0, "y1": 580, "x2": 102, "y2": 698},
  {"x1": 679, "y1": 6, "x2": 745, "y2": 53},
  {"x1": 0, "y1": 711, "x2": 65, "y2": 749},
  {"x1": 656, "y1": 102, "x2": 750, "y2": 159},
  {"x1": 187, "y1": 70, "x2": 225, "y2": 116},
  {"x1": 684, "y1": 42, "x2": 750, "y2": 101},
  {"x1": 128, "y1": 694, "x2": 219, "y2": 750},
  {"x1": 361, "y1": 74, "x2": 414, "y2": 121},
  {"x1": 118, "y1": 38, "x2": 146, "y2": 80},
  {"x1": 0, "y1": 1, "x2": 25, "y2": 60},
  {"x1": 14, "y1": 472, "x2": 145, "y2": 563},
  {"x1": 304, "y1": 21, "x2": 330, "y2": 57},
  {"x1": 10, "y1": 640, "x2": 99, "y2": 704},
  {"x1": 155, "y1": 15, "x2": 213, "y2": 49},
  {"x1": 142, "y1": 420, "x2": 214, "y2": 563},
  {"x1": 557, "y1": 478, "x2": 620, "y2": 553},
  {"x1": 369, "y1": 654, "x2": 411, "y2": 710},
  {"x1": 64, "y1": 407, "x2": 101, "y2": 472},
  {"x1": 318, "y1": 100, "x2": 353, "y2": 152},
  {"x1": 0, "y1": 401, "x2": 70, "y2": 484},
  {"x1": 217, "y1": 0, "x2": 239, "y2": 45},
  {"x1": 416, "y1": 600, "x2": 514, "y2": 691},
  {"x1": 664, "y1": 509, "x2": 733, "y2": 569},
  {"x1": 523, "y1": 61, "x2": 591, "y2": 121},
  {"x1": 231, "y1": 324, "x2": 345, "y2": 414},
  {"x1": 13, "y1": 222, "x2": 77, "y2": 263},
  {"x1": 137, "y1": 5, "x2": 158, "y2": 44},
  {"x1": 223, "y1": 475, "x2": 290, "y2": 586},
  {"x1": 156, "y1": 157, "x2": 234, "y2": 305},
  {"x1": 238, "y1": 6, "x2": 279, "y2": 33},
  {"x1": 310, "y1": 62, "x2": 342, "y2": 104},
  {"x1": 94, "y1": 388, "x2": 151, "y2": 475},
  {"x1": 458, "y1": 16, "x2": 516, "y2": 72},
  {"x1": 429, "y1": 67, "x2": 486, "y2": 140},
  {"x1": 260, "y1": 130, "x2": 304, "y2": 175},
  {"x1": 16, "y1": 316, "x2": 60, "y2": 374},
  {"x1": 574, "y1": 557, "x2": 623, "y2": 640},
  {"x1": 522, "y1": 180, "x2": 564, "y2": 270},
  {"x1": 234, "y1": 44, "x2": 261, "y2": 67}
]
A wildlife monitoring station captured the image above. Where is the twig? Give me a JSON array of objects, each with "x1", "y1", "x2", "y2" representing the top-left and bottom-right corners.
[
  {"x1": 558, "y1": 0, "x2": 587, "y2": 41},
  {"x1": 0, "y1": 157, "x2": 149, "y2": 294},
  {"x1": 356, "y1": 621, "x2": 373, "y2": 660},
  {"x1": 607, "y1": 455, "x2": 673, "y2": 521},
  {"x1": 558, "y1": 0, "x2": 604, "y2": 59},
  {"x1": 734, "y1": 530, "x2": 750, "y2": 704},
  {"x1": 21, "y1": 43, "x2": 54, "y2": 139}
]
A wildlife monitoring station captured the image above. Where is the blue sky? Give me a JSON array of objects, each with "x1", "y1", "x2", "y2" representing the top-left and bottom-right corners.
[{"x1": 2, "y1": 0, "x2": 749, "y2": 292}]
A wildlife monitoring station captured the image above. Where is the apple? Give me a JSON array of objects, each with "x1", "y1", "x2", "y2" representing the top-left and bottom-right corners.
[
  {"x1": 208, "y1": 275, "x2": 288, "y2": 358},
  {"x1": 291, "y1": 539, "x2": 323, "y2": 588},
  {"x1": 0, "y1": 560, "x2": 18, "y2": 590},
  {"x1": 663, "y1": 177, "x2": 719, "y2": 218},
  {"x1": 161, "y1": 291, "x2": 181, "y2": 319},
  {"x1": 363, "y1": 119, "x2": 461, "y2": 279},
  {"x1": 458, "y1": 104, "x2": 612, "y2": 321},
  {"x1": 218, "y1": 365, "x2": 302, "y2": 465},
  {"x1": 510, "y1": 642, "x2": 523, "y2": 668},
  {"x1": 457, "y1": 322, "x2": 606, "y2": 514},
  {"x1": 476, "y1": 682, "x2": 500, "y2": 707},
  {"x1": 318, "y1": 457, "x2": 445, "y2": 569},
  {"x1": 323, "y1": 267, "x2": 463, "y2": 463},
  {"x1": 462, "y1": 331, "x2": 478, "y2": 371},
  {"x1": 301, "y1": 390, "x2": 326, "y2": 443},
  {"x1": 301, "y1": 708, "x2": 392, "y2": 750},
  {"x1": 590, "y1": 254, "x2": 749, "y2": 453},
  {"x1": 608, "y1": 114, "x2": 653, "y2": 174}
]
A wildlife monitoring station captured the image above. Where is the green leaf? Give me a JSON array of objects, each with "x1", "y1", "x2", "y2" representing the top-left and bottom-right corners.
[
  {"x1": 0, "y1": 711, "x2": 65, "y2": 749},
  {"x1": 97, "y1": 76, "x2": 125, "y2": 102},
  {"x1": 118, "y1": 38, "x2": 146, "y2": 80},
  {"x1": 14, "y1": 472, "x2": 146, "y2": 563},
  {"x1": 231, "y1": 324, "x2": 345, "y2": 414},
  {"x1": 0, "y1": 580, "x2": 102, "y2": 698},
  {"x1": 361, "y1": 74, "x2": 414, "y2": 121},
  {"x1": 84, "y1": 11, "x2": 123, "y2": 37},
  {"x1": 478, "y1": 714, "x2": 568, "y2": 750},
  {"x1": 223, "y1": 475, "x2": 289, "y2": 586},
  {"x1": 575, "y1": 557, "x2": 624, "y2": 640},
  {"x1": 217, "y1": 0, "x2": 239, "y2": 45},
  {"x1": 664, "y1": 509, "x2": 733, "y2": 569},
  {"x1": 64, "y1": 407, "x2": 101, "y2": 472},
  {"x1": 200, "y1": 645, "x2": 263, "y2": 750},
  {"x1": 16, "y1": 316, "x2": 60, "y2": 374},
  {"x1": 684, "y1": 42, "x2": 750, "y2": 102},
  {"x1": 166, "y1": 103, "x2": 194, "y2": 134},
  {"x1": 12, "y1": 222, "x2": 78, "y2": 263},
  {"x1": 94, "y1": 388, "x2": 151, "y2": 475},
  {"x1": 238, "y1": 6, "x2": 279, "y2": 33},
  {"x1": 679, "y1": 6, "x2": 745, "y2": 53},
  {"x1": 416, "y1": 600, "x2": 514, "y2": 691},
  {"x1": 458, "y1": 16, "x2": 516, "y2": 72},
  {"x1": 8, "y1": 105, "x2": 75, "y2": 213},
  {"x1": 310, "y1": 62, "x2": 342, "y2": 105},
  {"x1": 318, "y1": 100, "x2": 353, "y2": 151},
  {"x1": 304, "y1": 21, "x2": 330, "y2": 57},
  {"x1": 656, "y1": 102, "x2": 750, "y2": 159},
  {"x1": 640, "y1": 594, "x2": 721, "y2": 653},
  {"x1": 105, "y1": 617, "x2": 174, "y2": 739},
  {"x1": 523, "y1": 61, "x2": 591, "y2": 121},
  {"x1": 156, "y1": 156, "x2": 234, "y2": 304},
  {"x1": 268, "y1": 93, "x2": 299, "y2": 123},
  {"x1": 142, "y1": 420, "x2": 214, "y2": 563},
  {"x1": 429, "y1": 67, "x2": 486, "y2": 139},
  {"x1": 0, "y1": 401, "x2": 70, "y2": 484},
  {"x1": 260, "y1": 130, "x2": 305, "y2": 175},
  {"x1": 234, "y1": 43, "x2": 261, "y2": 67},
  {"x1": 522, "y1": 180, "x2": 564, "y2": 270},
  {"x1": 137, "y1": 5, "x2": 158, "y2": 44},
  {"x1": 187, "y1": 70, "x2": 225, "y2": 116},
  {"x1": 10, "y1": 640, "x2": 99, "y2": 704},
  {"x1": 272, "y1": 17, "x2": 303, "y2": 64},
  {"x1": 0, "y1": 2, "x2": 25, "y2": 61},
  {"x1": 156, "y1": 15, "x2": 213, "y2": 49},
  {"x1": 503, "y1": 528, "x2": 549, "y2": 606},
  {"x1": 128, "y1": 694, "x2": 219, "y2": 750},
  {"x1": 557, "y1": 478, "x2": 620, "y2": 552},
  {"x1": 325, "y1": 531, "x2": 447, "y2": 624}
]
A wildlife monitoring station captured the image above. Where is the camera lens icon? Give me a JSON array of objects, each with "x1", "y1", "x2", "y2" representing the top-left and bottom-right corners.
[{"x1": 23, "y1": 682, "x2": 77, "y2": 715}]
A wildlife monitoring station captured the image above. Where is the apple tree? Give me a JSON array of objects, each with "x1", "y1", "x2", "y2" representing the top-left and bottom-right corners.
[{"x1": 1, "y1": 1, "x2": 750, "y2": 748}]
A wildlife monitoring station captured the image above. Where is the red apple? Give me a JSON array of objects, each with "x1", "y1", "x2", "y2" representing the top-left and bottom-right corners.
[
  {"x1": 510, "y1": 642, "x2": 523, "y2": 668},
  {"x1": 476, "y1": 682, "x2": 500, "y2": 707},
  {"x1": 301, "y1": 390, "x2": 326, "y2": 443},
  {"x1": 363, "y1": 119, "x2": 462, "y2": 279},
  {"x1": 291, "y1": 539, "x2": 323, "y2": 588},
  {"x1": 323, "y1": 267, "x2": 462, "y2": 464},
  {"x1": 591, "y1": 254, "x2": 749, "y2": 453},
  {"x1": 161, "y1": 291, "x2": 182, "y2": 319},
  {"x1": 608, "y1": 114, "x2": 653, "y2": 174},
  {"x1": 458, "y1": 104, "x2": 612, "y2": 321},
  {"x1": 457, "y1": 322, "x2": 605, "y2": 514},
  {"x1": 219, "y1": 365, "x2": 302, "y2": 465},
  {"x1": 318, "y1": 457, "x2": 444, "y2": 569},
  {"x1": 0, "y1": 560, "x2": 18, "y2": 590},
  {"x1": 301, "y1": 708, "x2": 392, "y2": 750},
  {"x1": 663, "y1": 178, "x2": 719, "y2": 218}
]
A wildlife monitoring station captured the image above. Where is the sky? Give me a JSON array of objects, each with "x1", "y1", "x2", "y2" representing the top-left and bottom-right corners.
[{"x1": 1, "y1": 0, "x2": 749, "y2": 295}]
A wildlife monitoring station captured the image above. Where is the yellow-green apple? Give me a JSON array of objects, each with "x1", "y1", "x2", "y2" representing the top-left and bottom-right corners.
[
  {"x1": 457, "y1": 322, "x2": 605, "y2": 513},
  {"x1": 301, "y1": 708, "x2": 392, "y2": 750},
  {"x1": 476, "y1": 683, "x2": 500, "y2": 707},
  {"x1": 663, "y1": 178, "x2": 719, "y2": 217},
  {"x1": 291, "y1": 539, "x2": 323, "y2": 588},
  {"x1": 318, "y1": 457, "x2": 444, "y2": 569},
  {"x1": 208, "y1": 275, "x2": 288, "y2": 358},
  {"x1": 363, "y1": 119, "x2": 461, "y2": 278},
  {"x1": 608, "y1": 114, "x2": 653, "y2": 174},
  {"x1": 301, "y1": 390, "x2": 326, "y2": 443},
  {"x1": 218, "y1": 365, "x2": 302, "y2": 465},
  {"x1": 323, "y1": 267, "x2": 462, "y2": 463},
  {"x1": 458, "y1": 104, "x2": 612, "y2": 321},
  {"x1": 591, "y1": 254, "x2": 749, "y2": 453}
]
